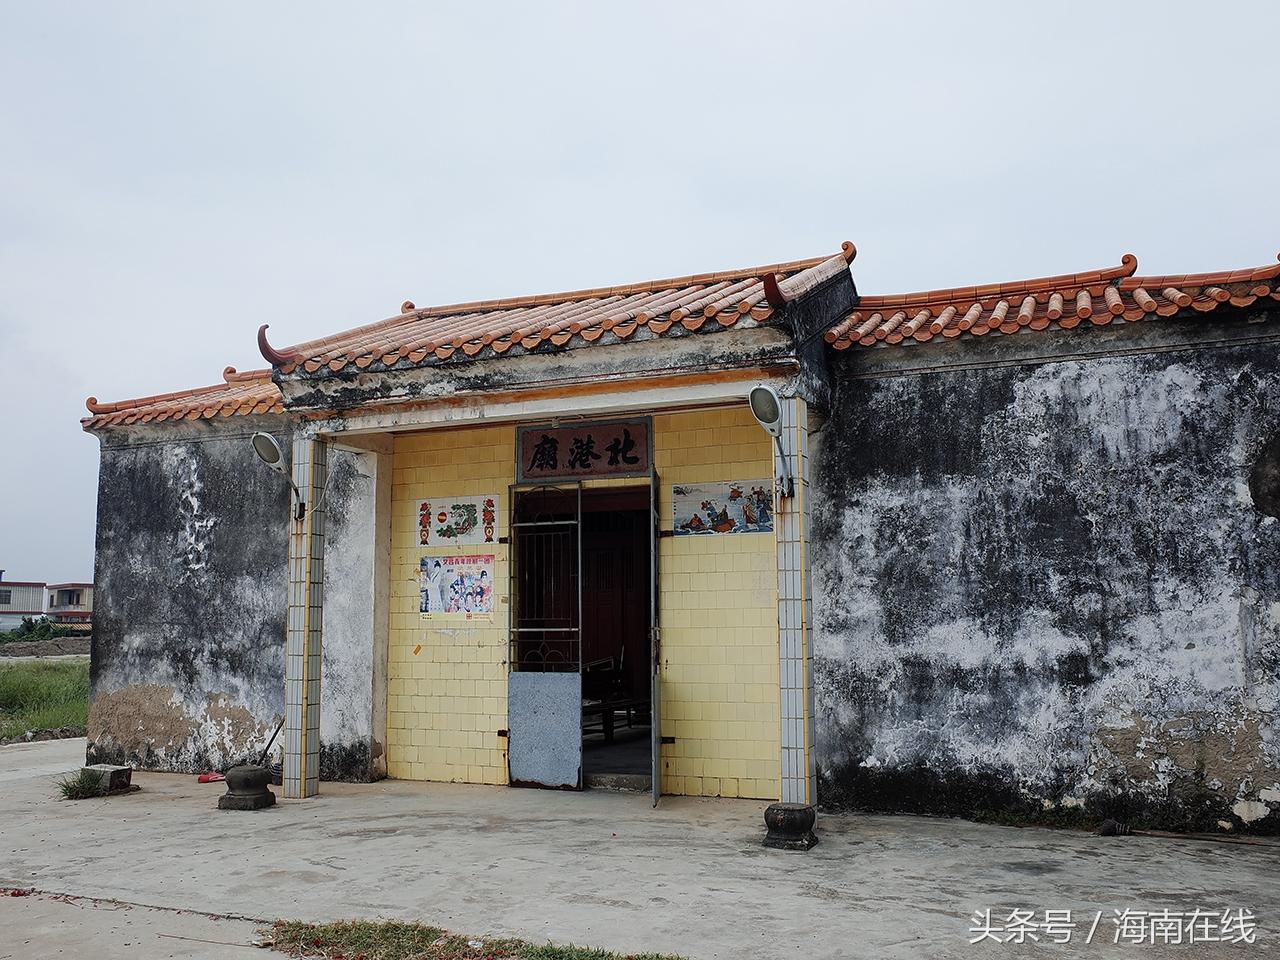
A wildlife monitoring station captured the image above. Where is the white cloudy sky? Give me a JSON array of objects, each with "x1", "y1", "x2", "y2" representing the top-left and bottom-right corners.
[{"x1": 2, "y1": 3, "x2": 1278, "y2": 583}]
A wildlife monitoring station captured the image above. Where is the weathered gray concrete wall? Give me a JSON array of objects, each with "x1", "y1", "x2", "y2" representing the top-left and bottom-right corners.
[
  {"x1": 88, "y1": 420, "x2": 293, "y2": 772},
  {"x1": 89, "y1": 420, "x2": 390, "y2": 781},
  {"x1": 811, "y1": 314, "x2": 1280, "y2": 832},
  {"x1": 318, "y1": 441, "x2": 391, "y2": 781}
]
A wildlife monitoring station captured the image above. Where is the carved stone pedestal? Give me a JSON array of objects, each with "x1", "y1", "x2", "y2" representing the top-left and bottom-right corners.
[
  {"x1": 763, "y1": 802, "x2": 818, "y2": 851},
  {"x1": 218, "y1": 765, "x2": 277, "y2": 810}
]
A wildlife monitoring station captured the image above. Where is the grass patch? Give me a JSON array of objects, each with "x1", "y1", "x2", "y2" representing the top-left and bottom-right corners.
[
  {"x1": 265, "y1": 920, "x2": 683, "y2": 960},
  {"x1": 56, "y1": 767, "x2": 103, "y2": 800},
  {"x1": 0, "y1": 660, "x2": 89, "y2": 741}
]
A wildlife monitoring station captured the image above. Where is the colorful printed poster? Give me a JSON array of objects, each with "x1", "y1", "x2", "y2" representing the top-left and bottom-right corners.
[
  {"x1": 420, "y1": 554, "x2": 496, "y2": 620},
  {"x1": 672, "y1": 481, "x2": 774, "y2": 536},
  {"x1": 417, "y1": 496, "x2": 499, "y2": 546}
]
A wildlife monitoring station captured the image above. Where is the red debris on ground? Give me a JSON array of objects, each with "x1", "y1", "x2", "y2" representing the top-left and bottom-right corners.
[
  {"x1": 197, "y1": 772, "x2": 226, "y2": 783},
  {"x1": 2, "y1": 888, "x2": 34, "y2": 897}
]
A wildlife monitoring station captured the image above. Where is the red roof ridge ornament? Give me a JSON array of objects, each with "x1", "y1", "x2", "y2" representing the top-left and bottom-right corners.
[
  {"x1": 85, "y1": 396, "x2": 105, "y2": 413},
  {"x1": 841, "y1": 241, "x2": 857, "y2": 263},
  {"x1": 401, "y1": 301, "x2": 416, "y2": 314},
  {"x1": 257, "y1": 324, "x2": 302, "y2": 367},
  {"x1": 762, "y1": 272, "x2": 787, "y2": 308}
]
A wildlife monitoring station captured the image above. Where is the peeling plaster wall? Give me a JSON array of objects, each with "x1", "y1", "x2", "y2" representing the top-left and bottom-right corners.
[
  {"x1": 88, "y1": 420, "x2": 293, "y2": 772},
  {"x1": 318, "y1": 443, "x2": 390, "y2": 781},
  {"x1": 812, "y1": 319, "x2": 1280, "y2": 831},
  {"x1": 89, "y1": 420, "x2": 390, "y2": 780}
]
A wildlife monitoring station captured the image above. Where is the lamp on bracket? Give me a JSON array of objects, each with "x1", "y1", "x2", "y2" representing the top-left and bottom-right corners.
[
  {"x1": 748, "y1": 384, "x2": 794, "y2": 499},
  {"x1": 251, "y1": 432, "x2": 306, "y2": 521}
]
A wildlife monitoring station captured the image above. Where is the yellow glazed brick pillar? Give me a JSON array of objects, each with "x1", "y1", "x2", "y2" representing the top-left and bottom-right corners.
[
  {"x1": 776, "y1": 396, "x2": 816, "y2": 805},
  {"x1": 386, "y1": 426, "x2": 513, "y2": 785},
  {"x1": 655, "y1": 407, "x2": 781, "y2": 800}
]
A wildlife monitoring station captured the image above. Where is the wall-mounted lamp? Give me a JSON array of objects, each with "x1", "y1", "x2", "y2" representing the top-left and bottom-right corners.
[
  {"x1": 251, "y1": 432, "x2": 306, "y2": 521},
  {"x1": 748, "y1": 385, "x2": 794, "y2": 499}
]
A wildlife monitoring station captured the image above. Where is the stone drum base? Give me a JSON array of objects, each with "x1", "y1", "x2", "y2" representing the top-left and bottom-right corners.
[
  {"x1": 218, "y1": 764, "x2": 277, "y2": 811},
  {"x1": 763, "y1": 802, "x2": 818, "y2": 851}
]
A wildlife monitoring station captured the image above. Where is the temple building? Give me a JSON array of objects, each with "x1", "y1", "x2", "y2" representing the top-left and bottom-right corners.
[{"x1": 81, "y1": 241, "x2": 1280, "y2": 832}]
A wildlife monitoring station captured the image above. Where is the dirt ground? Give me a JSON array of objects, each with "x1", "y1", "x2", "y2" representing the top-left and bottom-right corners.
[
  {"x1": 0, "y1": 638, "x2": 90, "y2": 658},
  {"x1": 2, "y1": 738, "x2": 1278, "y2": 959}
]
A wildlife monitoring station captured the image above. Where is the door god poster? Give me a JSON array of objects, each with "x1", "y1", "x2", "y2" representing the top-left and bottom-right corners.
[{"x1": 420, "y1": 554, "x2": 496, "y2": 620}]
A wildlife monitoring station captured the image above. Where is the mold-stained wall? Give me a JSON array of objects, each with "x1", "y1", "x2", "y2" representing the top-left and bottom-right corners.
[
  {"x1": 656, "y1": 407, "x2": 781, "y2": 800},
  {"x1": 318, "y1": 443, "x2": 391, "y2": 781},
  {"x1": 89, "y1": 421, "x2": 387, "y2": 779},
  {"x1": 387, "y1": 425, "x2": 513, "y2": 784},
  {"x1": 811, "y1": 324, "x2": 1280, "y2": 831},
  {"x1": 88, "y1": 422, "x2": 292, "y2": 771}
]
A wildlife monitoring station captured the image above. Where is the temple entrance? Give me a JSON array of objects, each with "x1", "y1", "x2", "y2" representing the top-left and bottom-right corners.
[
  {"x1": 579, "y1": 490, "x2": 652, "y2": 787},
  {"x1": 508, "y1": 485, "x2": 656, "y2": 795}
]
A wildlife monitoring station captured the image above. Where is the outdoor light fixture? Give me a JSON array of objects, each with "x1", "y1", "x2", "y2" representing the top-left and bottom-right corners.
[
  {"x1": 748, "y1": 385, "x2": 794, "y2": 498},
  {"x1": 251, "y1": 432, "x2": 306, "y2": 521}
]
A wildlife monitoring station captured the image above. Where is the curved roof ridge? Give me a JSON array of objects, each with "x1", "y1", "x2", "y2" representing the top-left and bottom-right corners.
[
  {"x1": 83, "y1": 370, "x2": 283, "y2": 430},
  {"x1": 828, "y1": 252, "x2": 1280, "y2": 350},
  {"x1": 857, "y1": 255, "x2": 1137, "y2": 310},
  {"x1": 269, "y1": 243, "x2": 856, "y2": 375}
]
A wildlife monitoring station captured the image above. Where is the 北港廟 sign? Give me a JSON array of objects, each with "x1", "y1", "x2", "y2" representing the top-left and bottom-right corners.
[{"x1": 517, "y1": 420, "x2": 651, "y2": 482}]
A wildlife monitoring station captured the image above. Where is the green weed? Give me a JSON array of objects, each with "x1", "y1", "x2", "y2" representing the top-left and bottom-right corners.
[{"x1": 55, "y1": 767, "x2": 103, "y2": 800}]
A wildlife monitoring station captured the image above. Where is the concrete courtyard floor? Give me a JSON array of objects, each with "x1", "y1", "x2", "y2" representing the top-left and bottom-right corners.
[{"x1": 2, "y1": 738, "x2": 1278, "y2": 959}]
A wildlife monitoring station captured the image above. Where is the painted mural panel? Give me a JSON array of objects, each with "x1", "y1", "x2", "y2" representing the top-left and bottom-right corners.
[
  {"x1": 672, "y1": 480, "x2": 774, "y2": 536},
  {"x1": 517, "y1": 420, "x2": 650, "y2": 482},
  {"x1": 419, "y1": 554, "x2": 496, "y2": 620},
  {"x1": 416, "y1": 495, "x2": 499, "y2": 546}
]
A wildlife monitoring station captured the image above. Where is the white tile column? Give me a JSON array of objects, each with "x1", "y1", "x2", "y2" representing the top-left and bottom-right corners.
[
  {"x1": 284, "y1": 436, "x2": 326, "y2": 799},
  {"x1": 775, "y1": 396, "x2": 816, "y2": 806}
]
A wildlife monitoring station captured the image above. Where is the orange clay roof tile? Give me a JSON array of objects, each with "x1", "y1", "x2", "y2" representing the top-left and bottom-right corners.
[
  {"x1": 82, "y1": 368, "x2": 282, "y2": 430},
  {"x1": 84, "y1": 247, "x2": 1280, "y2": 429},
  {"x1": 826, "y1": 254, "x2": 1280, "y2": 351},
  {"x1": 265, "y1": 245, "x2": 856, "y2": 377}
]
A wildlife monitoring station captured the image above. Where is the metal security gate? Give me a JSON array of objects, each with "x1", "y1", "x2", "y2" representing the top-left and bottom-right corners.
[{"x1": 508, "y1": 484, "x2": 583, "y2": 788}]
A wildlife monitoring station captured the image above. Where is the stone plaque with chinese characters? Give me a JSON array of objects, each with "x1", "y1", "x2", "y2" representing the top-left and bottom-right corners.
[{"x1": 517, "y1": 420, "x2": 651, "y2": 482}]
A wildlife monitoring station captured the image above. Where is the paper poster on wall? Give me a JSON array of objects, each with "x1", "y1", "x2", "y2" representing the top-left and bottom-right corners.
[
  {"x1": 420, "y1": 554, "x2": 496, "y2": 620},
  {"x1": 672, "y1": 481, "x2": 774, "y2": 535},
  {"x1": 417, "y1": 496, "x2": 499, "y2": 546}
]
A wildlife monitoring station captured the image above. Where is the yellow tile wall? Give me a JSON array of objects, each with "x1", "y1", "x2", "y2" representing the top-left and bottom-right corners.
[
  {"x1": 385, "y1": 408, "x2": 781, "y2": 800},
  {"x1": 655, "y1": 407, "x2": 781, "y2": 800},
  {"x1": 387, "y1": 425, "x2": 514, "y2": 785}
]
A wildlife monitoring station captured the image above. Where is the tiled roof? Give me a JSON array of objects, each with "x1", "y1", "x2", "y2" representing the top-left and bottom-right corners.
[
  {"x1": 263, "y1": 244, "x2": 857, "y2": 376},
  {"x1": 83, "y1": 367, "x2": 283, "y2": 429},
  {"x1": 825, "y1": 254, "x2": 1280, "y2": 349}
]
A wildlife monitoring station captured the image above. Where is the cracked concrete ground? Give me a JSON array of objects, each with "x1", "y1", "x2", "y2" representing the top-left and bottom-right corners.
[{"x1": 2, "y1": 738, "x2": 1278, "y2": 959}]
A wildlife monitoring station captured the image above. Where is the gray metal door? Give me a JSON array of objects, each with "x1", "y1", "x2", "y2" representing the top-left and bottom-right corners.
[
  {"x1": 650, "y1": 472, "x2": 662, "y2": 806},
  {"x1": 508, "y1": 484, "x2": 583, "y2": 789}
]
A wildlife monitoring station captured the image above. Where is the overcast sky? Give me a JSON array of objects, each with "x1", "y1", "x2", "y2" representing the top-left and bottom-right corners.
[{"x1": 2, "y1": 2, "x2": 1278, "y2": 583}]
